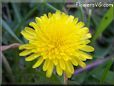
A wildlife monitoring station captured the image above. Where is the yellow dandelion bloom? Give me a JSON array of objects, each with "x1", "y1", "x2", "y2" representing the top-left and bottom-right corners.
[{"x1": 19, "y1": 11, "x2": 94, "y2": 78}]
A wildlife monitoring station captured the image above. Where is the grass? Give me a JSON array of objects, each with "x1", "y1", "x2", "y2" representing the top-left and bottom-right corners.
[
  {"x1": 92, "y1": 7, "x2": 114, "y2": 43},
  {"x1": 100, "y1": 59, "x2": 113, "y2": 83},
  {"x1": 1, "y1": 18, "x2": 23, "y2": 43}
]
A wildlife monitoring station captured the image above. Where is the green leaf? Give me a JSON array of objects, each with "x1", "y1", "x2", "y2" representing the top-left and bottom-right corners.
[
  {"x1": 92, "y1": 7, "x2": 114, "y2": 43},
  {"x1": 0, "y1": 18, "x2": 23, "y2": 43}
]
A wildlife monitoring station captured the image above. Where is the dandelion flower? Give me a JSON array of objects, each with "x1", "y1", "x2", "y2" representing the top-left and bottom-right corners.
[{"x1": 19, "y1": 11, "x2": 94, "y2": 78}]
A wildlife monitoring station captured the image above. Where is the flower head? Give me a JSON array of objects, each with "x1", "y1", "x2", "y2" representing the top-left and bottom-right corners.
[{"x1": 19, "y1": 11, "x2": 94, "y2": 78}]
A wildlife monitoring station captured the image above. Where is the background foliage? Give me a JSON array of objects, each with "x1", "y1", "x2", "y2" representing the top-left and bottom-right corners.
[{"x1": 1, "y1": 1, "x2": 114, "y2": 85}]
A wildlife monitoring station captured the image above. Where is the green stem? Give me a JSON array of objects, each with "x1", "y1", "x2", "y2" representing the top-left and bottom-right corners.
[{"x1": 64, "y1": 73, "x2": 68, "y2": 84}]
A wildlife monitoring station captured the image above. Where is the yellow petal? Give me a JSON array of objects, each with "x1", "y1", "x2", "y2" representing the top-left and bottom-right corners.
[
  {"x1": 86, "y1": 33, "x2": 92, "y2": 38},
  {"x1": 76, "y1": 22, "x2": 85, "y2": 28},
  {"x1": 65, "y1": 69, "x2": 72, "y2": 78},
  {"x1": 19, "y1": 50, "x2": 32, "y2": 56},
  {"x1": 66, "y1": 61, "x2": 74, "y2": 74},
  {"x1": 35, "y1": 17, "x2": 41, "y2": 23},
  {"x1": 82, "y1": 27, "x2": 89, "y2": 33},
  {"x1": 32, "y1": 57, "x2": 44, "y2": 68},
  {"x1": 81, "y1": 40, "x2": 90, "y2": 45},
  {"x1": 46, "y1": 62, "x2": 54, "y2": 78},
  {"x1": 78, "y1": 51, "x2": 92, "y2": 59},
  {"x1": 41, "y1": 14, "x2": 48, "y2": 21},
  {"x1": 79, "y1": 61, "x2": 86, "y2": 68},
  {"x1": 73, "y1": 18, "x2": 78, "y2": 24},
  {"x1": 74, "y1": 52, "x2": 87, "y2": 61},
  {"x1": 74, "y1": 57, "x2": 86, "y2": 68},
  {"x1": 48, "y1": 12, "x2": 52, "y2": 18},
  {"x1": 59, "y1": 60, "x2": 66, "y2": 70},
  {"x1": 19, "y1": 44, "x2": 33, "y2": 50},
  {"x1": 56, "y1": 64, "x2": 63, "y2": 76},
  {"x1": 24, "y1": 27, "x2": 36, "y2": 36},
  {"x1": 25, "y1": 54, "x2": 40, "y2": 61},
  {"x1": 79, "y1": 56, "x2": 87, "y2": 61},
  {"x1": 29, "y1": 22, "x2": 39, "y2": 30},
  {"x1": 70, "y1": 57, "x2": 78, "y2": 66},
  {"x1": 21, "y1": 30, "x2": 34, "y2": 40},
  {"x1": 66, "y1": 15, "x2": 74, "y2": 23},
  {"x1": 62, "y1": 54, "x2": 69, "y2": 61},
  {"x1": 80, "y1": 45, "x2": 94, "y2": 52},
  {"x1": 53, "y1": 59, "x2": 58, "y2": 66},
  {"x1": 43, "y1": 59, "x2": 50, "y2": 71}
]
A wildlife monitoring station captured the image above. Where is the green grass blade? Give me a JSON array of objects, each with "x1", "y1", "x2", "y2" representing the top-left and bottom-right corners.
[
  {"x1": 45, "y1": 3, "x2": 58, "y2": 11},
  {"x1": 87, "y1": 9, "x2": 92, "y2": 27},
  {"x1": 2, "y1": 53, "x2": 15, "y2": 82},
  {"x1": 24, "y1": 5, "x2": 38, "y2": 20},
  {"x1": 12, "y1": 3, "x2": 22, "y2": 22},
  {"x1": 77, "y1": 0, "x2": 84, "y2": 22},
  {"x1": 100, "y1": 59, "x2": 113, "y2": 83},
  {"x1": 0, "y1": 18, "x2": 23, "y2": 43},
  {"x1": 92, "y1": 7, "x2": 114, "y2": 43}
]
